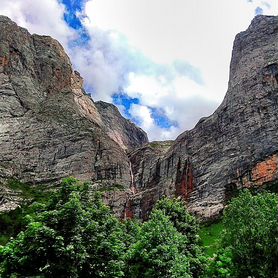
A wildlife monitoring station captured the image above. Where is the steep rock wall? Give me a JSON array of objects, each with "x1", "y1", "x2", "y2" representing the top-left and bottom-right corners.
[
  {"x1": 0, "y1": 16, "x2": 147, "y2": 212},
  {"x1": 1, "y1": 15, "x2": 278, "y2": 220},
  {"x1": 126, "y1": 15, "x2": 278, "y2": 220},
  {"x1": 95, "y1": 101, "x2": 148, "y2": 151}
]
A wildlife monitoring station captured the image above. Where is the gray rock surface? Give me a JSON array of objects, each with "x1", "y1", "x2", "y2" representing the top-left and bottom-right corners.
[
  {"x1": 95, "y1": 101, "x2": 148, "y2": 151},
  {"x1": 0, "y1": 16, "x2": 147, "y2": 212},
  {"x1": 126, "y1": 15, "x2": 278, "y2": 220},
  {"x1": 1, "y1": 15, "x2": 278, "y2": 220}
]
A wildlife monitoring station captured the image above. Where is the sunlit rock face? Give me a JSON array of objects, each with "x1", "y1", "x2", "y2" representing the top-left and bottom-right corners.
[
  {"x1": 0, "y1": 16, "x2": 147, "y2": 212},
  {"x1": 95, "y1": 101, "x2": 148, "y2": 152},
  {"x1": 125, "y1": 15, "x2": 278, "y2": 220},
  {"x1": 1, "y1": 15, "x2": 278, "y2": 220}
]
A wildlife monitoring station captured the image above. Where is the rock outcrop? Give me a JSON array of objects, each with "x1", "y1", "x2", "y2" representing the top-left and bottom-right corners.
[
  {"x1": 95, "y1": 101, "x2": 148, "y2": 151},
  {"x1": 0, "y1": 15, "x2": 278, "y2": 220},
  {"x1": 0, "y1": 16, "x2": 147, "y2": 212}
]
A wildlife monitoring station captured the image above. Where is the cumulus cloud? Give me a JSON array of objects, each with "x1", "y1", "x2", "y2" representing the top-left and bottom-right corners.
[
  {"x1": 79, "y1": 0, "x2": 278, "y2": 140},
  {"x1": 69, "y1": 20, "x2": 204, "y2": 104},
  {"x1": 68, "y1": 29, "x2": 150, "y2": 102},
  {"x1": 0, "y1": 0, "x2": 277, "y2": 140},
  {"x1": 123, "y1": 73, "x2": 217, "y2": 139},
  {"x1": 255, "y1": 6, "x2": 264, "y2": 14},
  {"x1": 246, "y1": 0, "x2": 277, "y2": 15}
]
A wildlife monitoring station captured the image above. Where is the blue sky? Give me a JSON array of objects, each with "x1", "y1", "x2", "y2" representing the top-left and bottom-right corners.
[
  {"x1": 61, "y1": 0, "x2": 89, "y2": 43},
  {"x1": 61, "y1": 0, "x2": 84, "y2": 29},
  {"x1": 0, "y1": 0, "x2": 277, "y2": 140}
]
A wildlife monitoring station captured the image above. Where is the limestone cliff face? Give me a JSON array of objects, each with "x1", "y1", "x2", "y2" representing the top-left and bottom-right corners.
[
  {"x1": 1, "y1": 15, "x2": 278, "y2": 220},
  {"x1": 0, "y1": 16, "x2": 147, "y2": 212},
  {"x1": 126, "y1": 15, "x2": 278, "y2": 220}
]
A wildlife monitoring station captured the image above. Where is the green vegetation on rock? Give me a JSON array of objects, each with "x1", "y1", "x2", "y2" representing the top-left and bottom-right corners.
[
  {"x1": 6, "y1": 179, "x2": 49, "y2": 203},
  {"x1": 0, "y1": 180, "x2": 50, "y2": 246}
]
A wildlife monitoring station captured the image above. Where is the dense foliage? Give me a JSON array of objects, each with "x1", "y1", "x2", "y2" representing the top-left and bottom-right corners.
[
  {"x1": 0, "y1": 180, "x2": 49, "y2": 245},
  {"x1": 0, "y1": 178, "x2": 204, "y2": 278},
  {"x1": 154, "y1": 198, "x2": 205, "y2": 277},
  {"x1": 221, "y1": 190, "x2": 278, "y2": 278},
  {"x1": 0, "y1": 178, "x2": 126, "y2": 277},
  {"x1": 126, "y1": 198, "x2": 206, "y2": 278},
  {"x1": 1, "y1": 179, "x2": 278, "y2": 278},
  {"x1": 205, "y1": 190, "x2": 278, "y2": 278}
]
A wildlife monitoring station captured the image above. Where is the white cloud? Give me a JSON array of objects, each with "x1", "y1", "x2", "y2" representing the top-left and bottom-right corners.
[
  {"x1": 0, "y1": 0, "x2": 277, "y2": 140},
  {"x1": 68, "y1": 29, "x2": 137, "y2": 102},
  {"x1": 84, "y1": 0, "x2": 277, "y2": 99},
  {"x1": 125, "y1": 74, "x2": 217, "y2": 140},
  {"x1": 125, "y1": 73, "x2": 217, "y2": 131},
  {"x1": 81, "y1": 0, "x2": 277, "y2": 140},
  {"x1": 0, "y1": 0, "x2": 76, "y2": 48},
  {"x1": 129, "y1": 104, "x2": 180, "y2": 141}
]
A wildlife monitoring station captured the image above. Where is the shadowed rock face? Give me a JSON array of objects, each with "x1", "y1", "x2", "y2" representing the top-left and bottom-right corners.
[
  {"x1": 125, "y1": 15, "x2": 278, "y2": 220},
  {"x1": 0, "y1": 15, "x2": 278, "y2": 220},
  {"x1": 0, "y1": 16, "x2": 147, "y2": 212}
]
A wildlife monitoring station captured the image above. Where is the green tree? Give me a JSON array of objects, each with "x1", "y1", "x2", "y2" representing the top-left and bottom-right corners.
[
  {"x1": 0, "y1": 179, "x2": 207, "y2": 278},
  {"x1": 125, "y1": 198, "x2": 205, "y2": 278},
  {"x1": 126, "y1": 209, "x2": 192, "y2": 278},
  {"x1": 205, "y1": 247, "x2": 235, "y2": 278},
  {"x1": 154, "y1": 198, "x2": 199, "y2": 243},
  {"x1": 222, "y1": 190, "x2": 278, "y2": 278},
  {"x1": 0, "y1": 178, "x2": 126, "y2": 278},
  {"x1": 154, "y1": 198, "x2": 206, "y2": 277}
]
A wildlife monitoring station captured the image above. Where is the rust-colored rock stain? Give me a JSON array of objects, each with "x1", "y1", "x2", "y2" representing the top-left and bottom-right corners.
[
  {"x1": 124, "y1": 199, "x2": 134, "y2": 219},
  {"x1": 251, "y1": 154, "x2": 278, "y2": 186},
  {"x1": 0, "y1": 56, "x2": 8, "y2": 67},
  {"x1": 239, "y1": 154, "x2": 278, "y2": 188},
  {"x1": 175, "y1": 159, "x2": 194, "y2": 200}
]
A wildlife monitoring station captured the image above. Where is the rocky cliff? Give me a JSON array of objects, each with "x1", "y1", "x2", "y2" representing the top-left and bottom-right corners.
[
  {"x1": 0, "y1": 15, "x2": 278, "y2": 220},
  {"x1": 0, "y1": 16, "x2": 147, "y2": 212},
  {"x1": 126, "y1": 15, "x2": 278, "y2": 220},
  {"x1": 95, "y1": 101, "x2": 148, "y2": 152}
]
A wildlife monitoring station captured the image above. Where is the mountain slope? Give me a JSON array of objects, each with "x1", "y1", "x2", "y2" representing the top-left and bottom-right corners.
[
  {"x1": 0, "y1": 16, "x2": 147, "y2": 212},
  {"x1": 95, "y1": 101, "x2": 148, "y2": 151}
]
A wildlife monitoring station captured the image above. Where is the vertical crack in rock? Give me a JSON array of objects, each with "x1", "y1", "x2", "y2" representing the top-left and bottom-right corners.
[
  {"x1": 129, "y1": 161, "x2": 136, "y2": 194},
  {"x1": 262, "y1": 63, "x2": 278, "y2": 87}
]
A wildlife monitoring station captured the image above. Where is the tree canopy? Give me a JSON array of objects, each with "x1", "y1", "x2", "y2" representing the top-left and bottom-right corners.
[
  {"x1": 0, "y1": 178, "x2": 204, "y2": 278},
  {"x1": 1, "y1": 179, "x2": 277, "y2": 278},
  {"x1": 222, "y1": 190, "x2": 278, "y2": 278},
  {"x1": 205, "y1": 190, "x2": 278, "y2": 278}
]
